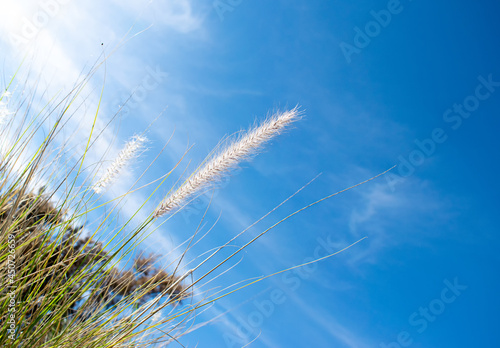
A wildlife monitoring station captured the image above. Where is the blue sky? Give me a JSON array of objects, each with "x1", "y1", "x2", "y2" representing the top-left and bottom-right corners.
[{"x1": 1, "y1": 0, "x2": 499, "y2": 347}]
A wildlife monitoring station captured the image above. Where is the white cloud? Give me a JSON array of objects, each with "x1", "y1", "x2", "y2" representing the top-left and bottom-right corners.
[
  {"x1": 285, "y1": 291, "x2": 371, "y2": 348},
  {"x1": 109, "y1": 0, "x2": 205, "y2": 33},
  {"x1": 349, "y1": 182, "x2": 400, "y2": 236}
]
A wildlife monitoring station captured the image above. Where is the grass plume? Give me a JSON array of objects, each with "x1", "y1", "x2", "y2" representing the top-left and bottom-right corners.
[
  {"x1": 93, "y1": 135, "x2": 148, "y2": 194},
  {"x1": 0, "y1": 91, "x2": 12, "y2": 125},
  {"x1": 153, "y1": 107, "x2": 302, "y2": 217}
]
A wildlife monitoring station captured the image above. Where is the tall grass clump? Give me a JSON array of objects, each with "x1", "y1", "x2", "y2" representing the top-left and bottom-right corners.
[{"x1": 0, "y1": 65, "x2": 391, "y2": 347}]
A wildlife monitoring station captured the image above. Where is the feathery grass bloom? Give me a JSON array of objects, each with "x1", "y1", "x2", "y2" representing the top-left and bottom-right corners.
[
  {"x1": 0, "y1": 91, "x2": 12, "y2": 124},
  {"x1": 93, "y1": 135, "x2": 148, "y2": 193},
  {"x1": 153, "y1": 107, "x2": 302, "y2": 217}
]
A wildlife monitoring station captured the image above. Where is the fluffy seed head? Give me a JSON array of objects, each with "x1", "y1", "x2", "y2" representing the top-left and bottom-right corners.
[
  {"x1": 93, "y1": 135, "x2": 148, "y2": 194},
  {"x1": 0, "y1": 91, "x2": 13, "y2": 125},
  {"x1": 153, "y1": 107, "x2": 302, "y2": 217}
]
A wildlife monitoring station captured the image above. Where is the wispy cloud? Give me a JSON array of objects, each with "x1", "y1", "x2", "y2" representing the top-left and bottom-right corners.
[
  {"x1": 344, "y1": 175, "x2": 452, "y2": 266},
  {"x1": 349, "y1": 182, "x2": 401, "y2": 236},
  {"x1": 107, "y1": 0, "x2": 205, "y2": 33},
  {"x1": 286, "y1": 291, "x2": 371, "y2": 348}
]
